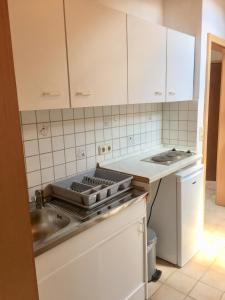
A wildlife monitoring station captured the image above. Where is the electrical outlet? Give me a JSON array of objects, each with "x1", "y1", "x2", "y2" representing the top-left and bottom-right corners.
[
  {"x1": 98, "y1": 143, "x2": 112, "y2": 155},
  {"x1": 98, "y1": 145, "x2": 106, "y2": 155},
  {"x1": 106, "y1": 143, "x2": 112, "y2": 153}
]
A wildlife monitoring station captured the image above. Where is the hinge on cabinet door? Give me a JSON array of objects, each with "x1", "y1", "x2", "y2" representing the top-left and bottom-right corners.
[{"x1": 137, "y1": 222, "x2": 144, "y2": 234}]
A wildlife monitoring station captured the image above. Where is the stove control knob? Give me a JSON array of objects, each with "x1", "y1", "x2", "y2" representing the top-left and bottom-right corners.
[
  {"x1": 108, "y1": 205, "x2": 112, "y2": 209},
  {"x1": 172, "y1": 148, "x2": 176, "y2": 151},
  {"x1": 187, "y1": 150, "x2": 191, "y2": 154}
]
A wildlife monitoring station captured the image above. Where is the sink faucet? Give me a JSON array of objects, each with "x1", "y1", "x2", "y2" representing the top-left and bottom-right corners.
[{"x1": 35, "y1": 190, "x2": 45, "y2": 209}]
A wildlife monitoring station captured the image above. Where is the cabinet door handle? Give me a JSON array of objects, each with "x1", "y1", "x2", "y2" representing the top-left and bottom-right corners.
[
  {"x1": 155, "y1": 91, "x2": 162, "y2": 96},
  {"x1": 41, "y1": 92, "x2": 61, "y2": 97},
  {"x1": 169, "y1": 91, "x2": 176, "y2": 95},
  {"x1": 75, "y1": 92, "x2": 92, "y2": 97}
]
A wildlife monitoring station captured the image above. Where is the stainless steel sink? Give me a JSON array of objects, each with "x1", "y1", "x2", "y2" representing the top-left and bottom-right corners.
[{"x1": 30, "y1": 207, "x2": 70, "y2": 243}]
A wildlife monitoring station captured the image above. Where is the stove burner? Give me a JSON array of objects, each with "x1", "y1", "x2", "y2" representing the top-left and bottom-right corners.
[{"x1": 142, "y1": 148, "x2": 194, "y2": 165}]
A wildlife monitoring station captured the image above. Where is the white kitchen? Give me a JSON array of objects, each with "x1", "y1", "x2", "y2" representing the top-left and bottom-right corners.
[{"x1": 1, "y1": 1, "x2": 225, "y2": 300}]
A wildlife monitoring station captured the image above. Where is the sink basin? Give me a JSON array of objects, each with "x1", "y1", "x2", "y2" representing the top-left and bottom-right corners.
[{"x1": 30, "y1": 207, "x2": 70, "y2": 243}]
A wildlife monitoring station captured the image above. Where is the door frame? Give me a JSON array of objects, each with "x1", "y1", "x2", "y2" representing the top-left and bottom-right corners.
[
  {"x1": 203, "y1": 34, "x2": 225, "y2": 206},
  {"x1": 0, "y1": 0, "x2": 39, "y2": 299}
]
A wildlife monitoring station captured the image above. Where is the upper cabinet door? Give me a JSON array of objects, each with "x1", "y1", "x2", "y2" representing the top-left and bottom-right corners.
[
  {"x1": 8, "y1": 0, "x2": 70, "y2": 111},
  {"x1": 65, "y1": 0, "x2": 127, "y2": 107},
  {"x1": 127, "y1": 15, "x2": 167, "y2": 104},
  {"x1": 166, "y1": 29, "x2": 195, "y2": 102}
]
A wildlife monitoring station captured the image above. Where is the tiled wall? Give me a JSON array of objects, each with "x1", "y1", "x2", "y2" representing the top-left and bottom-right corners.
[
  {"x1": 162, "y1": 101, "x2": 198, "y2": 148},
  {"x1": 20, "y1": 104, "x2": 162, "y2": 200}
]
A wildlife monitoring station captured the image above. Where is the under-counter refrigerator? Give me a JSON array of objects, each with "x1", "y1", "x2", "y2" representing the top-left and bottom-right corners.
[{"x1": 149, "y1": 164, "x2": 204, "y2": 267}]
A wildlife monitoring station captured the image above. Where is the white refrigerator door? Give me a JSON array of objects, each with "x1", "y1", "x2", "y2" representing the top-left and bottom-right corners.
[{"x1": 176, "y1": 165, "x2": 204, "y2": 267}]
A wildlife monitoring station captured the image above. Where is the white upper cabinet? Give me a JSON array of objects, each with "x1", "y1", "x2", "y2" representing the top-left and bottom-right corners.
[
  {"x1": 8, "y1": 0, "x2": 70, "y2": 111},
  {"x1": 166, "y1": 29, "x2": 195, "y2": 102},
  {"x1": 127, "y1": 15, "x2": 167, "y2": 104},
  {"x1": 65, "y1": 0, "x2": 127, "y2": 107}
]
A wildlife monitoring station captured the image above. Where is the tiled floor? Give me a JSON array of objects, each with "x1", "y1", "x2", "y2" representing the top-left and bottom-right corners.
[{"x1": 148, "y1": 184, "x2": 225, "y2": 300}]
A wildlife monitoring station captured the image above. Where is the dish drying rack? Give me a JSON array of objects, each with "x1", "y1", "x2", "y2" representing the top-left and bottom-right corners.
[{"x1": 50, "y1": 168, "x2": 133, "y2": 209}]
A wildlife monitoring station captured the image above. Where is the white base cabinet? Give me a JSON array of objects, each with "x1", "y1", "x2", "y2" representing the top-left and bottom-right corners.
[{"x1": 35, "y1": 199, "x2": 147, "y2": 300}]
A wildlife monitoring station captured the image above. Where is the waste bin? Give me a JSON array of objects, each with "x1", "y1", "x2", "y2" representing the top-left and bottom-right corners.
[{"x1": 147, "y1": 228, "x2": 161, "y2": 282}]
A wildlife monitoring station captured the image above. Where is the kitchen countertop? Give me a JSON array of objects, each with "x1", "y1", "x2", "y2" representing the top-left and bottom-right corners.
[{"x1": 101, "y1": 146, "x2": 202, "y2": 183}]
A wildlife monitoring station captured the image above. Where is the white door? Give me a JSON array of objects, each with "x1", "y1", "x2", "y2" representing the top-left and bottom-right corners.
[
  {"x1": 127, "y1": 15, "x2": 167, "y2": 104},
  {"x1": 98, "y1": 220, "x2": 145, "y2": 300},
  {"x1": 8, "y1": 0, "x2": 70, "y2": 111},
  {"x1": 65, "y1": 0, "x2": 127, "y2": 107},
  {"x1": 166, "y1": 29, "x2": 195, "y2": 102},
  {"x1": 177, "y1": 166, "x2": 204, "y2": 267},
  {"x1": 38, "y1": 248, "x2": 101, "y2": 300}
]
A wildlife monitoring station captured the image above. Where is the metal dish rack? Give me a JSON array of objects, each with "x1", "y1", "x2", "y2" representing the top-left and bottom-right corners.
[{"x1": 50, "y1": 168, "x2": 133, "y2": 209}]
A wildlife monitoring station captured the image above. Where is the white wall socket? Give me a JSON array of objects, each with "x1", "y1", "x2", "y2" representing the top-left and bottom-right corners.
[{"x1": 98, "y1": 143, "x2": 112, "y2": 155}]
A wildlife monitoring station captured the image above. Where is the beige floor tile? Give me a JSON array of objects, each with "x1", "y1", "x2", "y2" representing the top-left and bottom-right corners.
[
  {"x1": 201, "y1": 269, "x2": 225, "y2": 292},
  {"x1": 156, "y1": 258, "x2": 178, "y2": 282},
  {"x1": 221, "y1": 292, "x2": 225, "y2": 300},
  {"x1": 185, "y1": 297, "x2": 195, "y2": 300},
  {"x1": 190, "y1": 282, "x2": 222, "y2": 300},
  {"x1": 180, "y1": 260, "x2": 207, "y2": 280},
  {"x1": 192, "y1": 250, "x2": 215, "y2": 268},
  {"x1": 211, "y1": 252, "x2": 225, "y2": 275},
  {"x1": 148, "y1": 281, "x2": 162, "y2": 297},
  {"x1": 151, "y1": 285, "x2": 185, "y2": 300},
  {"x1": 166, "y1": 270, "x2": 197, "y2": 294}
]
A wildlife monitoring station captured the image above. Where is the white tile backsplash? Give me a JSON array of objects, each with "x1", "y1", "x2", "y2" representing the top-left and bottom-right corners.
[
  {"x1": 39, "y1": 138, "x2": 52, "y2": 154},
  {"x1": 50, "y1": 109, "x2": 62, "y2": 121},
  {"x1": 62, "y1": 108, "x2": 74, "y2": 120},
  {"x1": 21, "y1": 111, "x2": 36, "y2": 124},
  {"x1": 51, "y1": 121, "x2": 63, "y2": 136},
  {"x1": 53, "y1": 150, "x2": 65, "y2": 166},
  {"x1": 63, "y1": 120, "x2": 74, "y2": 134},
  {"x1": 36, "y1": 110, "x2": 50, "y2": 123},
  {"x1": 41, "y1": 167, "x2": 54, "y2": 184},
  {"x1": 54, "y1": 164, "x2": 66, "y2": 179},
  {"x1": 65, "y1": 148, "x2": 76, "y2": 163},
  {"x1": 64, "y1": 134, "x2": 75, "y2": 149},
  {"x1": 25, "y1": 156, "x2": 40, "y2": 172},
  {"x1": 40, "y1": 153, "x2": 53, "y2": 169},
  {"x1": 24, "y1": 140, "x2": 39, "y2": 157},
  {"x1": 21, "y1": 104, "x2": 166, "y2": 200},
  {"x1": 23, "y1": 124, "x2": 38, "y2": 140},
  {"x1": 162, "y1": 101, "x2": 198, "y2": 147},
  {"x1": 52, "y1": 136, "x2": 64, "y2": 151}
]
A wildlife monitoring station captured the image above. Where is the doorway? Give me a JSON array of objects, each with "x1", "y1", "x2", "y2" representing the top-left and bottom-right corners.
[
  {"x1": 204, "y1": 34, "x2": 225, "y2": 207},
  {"x1": 206, "y1": 51, "x2": 222, "y2": 187}
]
